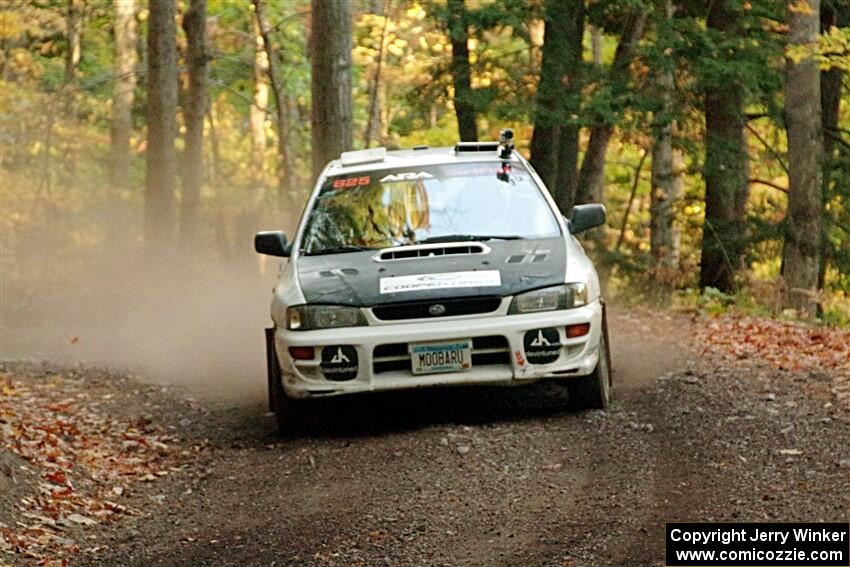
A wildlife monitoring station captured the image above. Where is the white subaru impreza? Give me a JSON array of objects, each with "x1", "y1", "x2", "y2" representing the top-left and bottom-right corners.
[{"x1": 256, "y1": 133, "x2": 612, "y2": 433}]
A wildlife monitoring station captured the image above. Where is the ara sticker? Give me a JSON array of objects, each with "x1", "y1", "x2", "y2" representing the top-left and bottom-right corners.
[
  {"x1": 332, "y1": 176, "x2": 371, "y2": 189},
  {"x1": 379, "y1": 171, "x2": 435, "y2": 183}
]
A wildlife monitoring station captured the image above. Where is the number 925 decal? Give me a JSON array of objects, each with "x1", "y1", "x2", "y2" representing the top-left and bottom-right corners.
[{"x1": 332, "y1": 176, "x2": 371, "y2": 189}]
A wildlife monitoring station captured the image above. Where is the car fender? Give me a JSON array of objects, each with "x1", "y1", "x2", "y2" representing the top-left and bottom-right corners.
[
  {"x1": 270, "y1": 259, "x2": 305, "y2": 329},
  {"x1": 565, "y1": 235, "x2": 601, "y2": 302}
]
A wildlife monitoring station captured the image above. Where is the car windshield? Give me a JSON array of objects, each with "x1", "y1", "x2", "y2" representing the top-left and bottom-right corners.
[{"x1": 299, "y1": 162, "x2": 560, "y2": 255}]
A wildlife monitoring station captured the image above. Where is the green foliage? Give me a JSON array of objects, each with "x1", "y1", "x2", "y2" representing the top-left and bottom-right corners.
[
  {"x1": 787, "y1": 25, "x2": 850, "y2": 71},
  {"x1": 673, "y1": 286, "x2": 737, "y2": 317},
  {"x1": 820, "y1": 302, "x2": 850, "y2": 327}
]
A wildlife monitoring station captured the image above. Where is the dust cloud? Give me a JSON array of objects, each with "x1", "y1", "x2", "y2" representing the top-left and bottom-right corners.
[
  {"x1": 606, "y1": 307, "x2": 690, "y2": 390},
  {"x1": 1, "y1": 196, "x2": 687, "y2": 403},
  {"x1": 0, "y1": 205, "x2": 287, "y2": 403}
]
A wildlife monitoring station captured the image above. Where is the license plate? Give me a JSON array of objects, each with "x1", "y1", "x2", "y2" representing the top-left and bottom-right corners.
[{"x1": 409, "y1": 339, "x2": 472, "y2": 375}]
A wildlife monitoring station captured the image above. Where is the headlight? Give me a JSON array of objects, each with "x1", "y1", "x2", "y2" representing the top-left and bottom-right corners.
[
  {"x1": 286, "y1": 305, "x2": 367, "y2": 330},
  {"x1": 508, "y1": 283, "x2": 588, "y2": 314}
]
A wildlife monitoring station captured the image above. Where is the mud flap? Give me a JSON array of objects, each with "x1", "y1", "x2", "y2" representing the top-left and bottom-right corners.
[
  {"x1": 265, "y1": 327, "x2": 281, "y2": 413},
  {"x1": 601, "y1": 301, "x2": 613, "y2": 385}
]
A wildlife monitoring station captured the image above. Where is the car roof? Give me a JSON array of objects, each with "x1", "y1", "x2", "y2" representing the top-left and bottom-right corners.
[{"x1": 323, "y1": 146, "x2": 524, "y2": 177}]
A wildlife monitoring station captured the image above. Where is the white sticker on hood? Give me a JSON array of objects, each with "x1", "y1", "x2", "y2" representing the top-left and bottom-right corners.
[{"x1": 380, "y1": 270, "x2": 501, "y2": 294}]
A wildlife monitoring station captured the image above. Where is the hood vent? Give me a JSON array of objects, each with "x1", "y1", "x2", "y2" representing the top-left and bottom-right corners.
[
  {"x1": 376, "y1": 242, "x2": 489, "y2": 261},
  {"x1": 505, "y1": 253, "x2": 549, "y2": 264}
]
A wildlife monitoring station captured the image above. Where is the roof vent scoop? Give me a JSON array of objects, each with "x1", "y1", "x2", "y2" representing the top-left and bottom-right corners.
[
  {"x1": 453, "y1": 128, "x2": 515, "y2": 158},
  {"x1": 340, "y1": 147, "x2": 386, "y2": 166},
  {"x1": 454, "y1": 141, "x2": 499, "y2": 154}
]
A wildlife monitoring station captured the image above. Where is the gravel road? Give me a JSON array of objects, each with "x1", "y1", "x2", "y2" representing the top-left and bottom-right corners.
[{"x1": 3, "y1": 310, "x2": 848, "y2": 566}]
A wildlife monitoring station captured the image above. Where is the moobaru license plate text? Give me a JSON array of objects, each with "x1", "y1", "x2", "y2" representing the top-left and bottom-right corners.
[{"x1": 410, "y1": 340, "x2": 472, "y2": 374}]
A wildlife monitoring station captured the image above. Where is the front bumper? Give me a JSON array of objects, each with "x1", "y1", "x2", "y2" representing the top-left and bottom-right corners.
[{"x1": 274, "y1": 300, "x2": 603, "y2": 399}]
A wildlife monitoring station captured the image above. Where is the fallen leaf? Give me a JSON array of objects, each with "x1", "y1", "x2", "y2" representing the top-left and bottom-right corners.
[{"x1": 66, "y1": 514, "x2": 96, "y2": 526}]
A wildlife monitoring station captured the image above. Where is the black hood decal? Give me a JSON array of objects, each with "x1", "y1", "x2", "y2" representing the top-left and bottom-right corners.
[{"x1": 296, "y1": 237, "x2": 566, "y2": 306}]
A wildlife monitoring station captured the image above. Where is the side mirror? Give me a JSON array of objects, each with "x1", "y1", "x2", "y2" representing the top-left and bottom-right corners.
[
  {"x1": 569, "y1": 204, "x2": 607, "y2": 234},
  {"x1": 255, "y1": 231, "x2": 291, "y2": 257}
]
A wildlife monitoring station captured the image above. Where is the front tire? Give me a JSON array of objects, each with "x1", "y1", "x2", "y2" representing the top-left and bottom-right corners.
[
  {"x1": 567, "y1": 333, "x2": 611, "y2": 410},
  {"x1": 266, "y1": 328, "x2": 317, "y2": 436}
]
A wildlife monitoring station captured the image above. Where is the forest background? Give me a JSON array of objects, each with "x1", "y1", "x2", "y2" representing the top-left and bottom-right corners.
[{"x1": 1, "y1": 0, "x2": 848, "y2": 373}]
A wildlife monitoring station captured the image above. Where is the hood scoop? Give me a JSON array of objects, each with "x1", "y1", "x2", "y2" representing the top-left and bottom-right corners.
[{"x1": 376, "y1": 242, "x2": 490, "y2": 261}]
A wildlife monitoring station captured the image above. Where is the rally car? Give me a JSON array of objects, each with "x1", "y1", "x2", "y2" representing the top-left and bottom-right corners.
[{"x1": 255, "y1": 130, "x2": 612, "y2": 433}]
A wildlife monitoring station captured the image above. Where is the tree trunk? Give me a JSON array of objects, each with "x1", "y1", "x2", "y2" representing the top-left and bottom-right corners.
[
  {"x1": 63, "y1": 0, "x2": 85, "y2": 190},
  {"x1": 650, "y1": 122, "x2": 683, "y2": 272},
  {"x1": 65, "y1": 0, "x2": 83, "y2": 83},
  {"x1": 650, "y1": 117, "x2": 674, "y2": 264},
  {"x1": 447, "y1": 0, "x2": 477, "y2": 142},
  {"x1": 206, "y1": 104, "x2": 220, "y2": 187},
  {"x1": 179, "y1": 0, "x2": 208, "y2": 246},
  {"x1": 364, "y1": 4, "x2": 389, "y2": 148},
  {"x1": 615, "y1": 150, "x2": 648, "y2": 252},
  {"x1": 817, "y1": 0, "x2": 846, "y2": 292},
  {"x1": 782, "y1": 0, "x2": 822, "y2": 316},
  {"x1": 574, "y1": 10, "x2": 646, "y2": 206},
  {"x1": 554, "y1": 124, "x2": 581, "y2": 211},
  {"x1": 530, "y1": 0, "x2": 583, "y2": 209},
  {"x1": 254, "y1": 0, "x2": 293, "y2": 195},
  {"x1": 249, "y1": 13, "x2": 269, "y2": 190},
  {"x1": 110, "y1": 0, "x2": 137, "y2": 193},
  {"x1": 700, "y1": 87, "x2": 748, "y2": 293},
  {"x1": 311, "y1": 0, "x2": 353, "y2": 181},
  {"x1": 529, "y1": 128, "x2": 558, "y2": 192},
  {"x1": 145, "y1": 0, "x2": 178, "y2": 258},
  {"x1": 40, "y1": 102, "x2": 55, "y2": 197},
  {"x1": 590, "y1": 25, "x2": 602, "y2": 66},
  {"x1": 106, "y1": 0, "x2": 137, "y2": 263},
  {"x1": 649, "y1": 0, "x2": 681, "y2": 280},
  {"x1": 698, "y1": 1, "x2": 750, "y2": 293},
  {"x1": 529, "y1": 0, "x2": 565, "y2": 190},
  {"x1": 551, "y1": 0, "x2": 584, "y2": 211},
  {"x1": 574, "y1": 127, "x2": 612, "y2": 205}
]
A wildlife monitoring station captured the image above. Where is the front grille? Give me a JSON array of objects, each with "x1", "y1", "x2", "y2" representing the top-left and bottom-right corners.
[
  {"x1": 374, "y1": 358, "x2": 411, "y2": 374},
  {"x1": 372, "y1": 335, "x2": 510, "y2": 374},
  {"x1": 374, "y1": 343, "x2": 408, "y2": 357},
  {"x1": 371, "y1": 296, "x2": 502, "y2": 321}
]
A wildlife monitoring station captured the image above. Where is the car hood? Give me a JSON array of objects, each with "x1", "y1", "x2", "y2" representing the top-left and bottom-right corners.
[{"x1": 295, "y1": 237, "x2": 567, "y2": 306}]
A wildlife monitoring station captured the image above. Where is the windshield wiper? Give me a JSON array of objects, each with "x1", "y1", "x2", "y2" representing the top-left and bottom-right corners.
[
  {"x1": 414, "y1": 234, "x2": 522, "y2": 244},
  {"x1": 305, "y1": 245, "x2": 376, "y2": 256}
]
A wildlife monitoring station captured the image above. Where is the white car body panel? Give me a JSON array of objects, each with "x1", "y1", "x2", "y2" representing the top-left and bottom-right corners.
[
  {"x1": 275, "y1": 301, "x2": 602, "y2": 398},
  {"x1": 264, "y1": 146, "x2": 607, "y2": 399}
]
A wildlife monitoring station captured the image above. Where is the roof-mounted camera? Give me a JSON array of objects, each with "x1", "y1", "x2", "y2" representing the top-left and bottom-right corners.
[{"x1": 499, "y1": 128, "x2": 514, "y2": 159}]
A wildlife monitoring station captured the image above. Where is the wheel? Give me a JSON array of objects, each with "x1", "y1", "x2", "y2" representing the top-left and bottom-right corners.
[
  {"x1": 275, "y1": 388, "x2": 319, "y2": 436},
  {"x1": 567, "y1": 332, "x2": 611, "y2": 410},
  {"x1": 266, "y1": 328, "x2": 317, "y2": 436}
]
